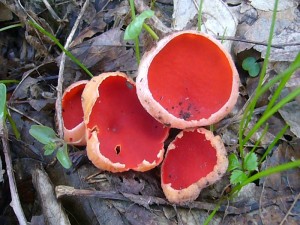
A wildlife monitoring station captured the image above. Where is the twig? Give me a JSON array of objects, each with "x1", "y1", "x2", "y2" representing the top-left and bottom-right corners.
[
  {"x1": 0, "y1": 122, "x2": 28, "y2": 225},
  {"x1": 55, "y1": 0, "x2": 90, "y2": 139},
  {"x1": 42, "y1": 0, "x2": 62, "y2": 22},
  {"x1": 215, "y1": 36, "x2": 299, "y2": 49},
  {"x1": 55, "y1": 185, "x2": 295, "y2": 215},
  {"x1": 279, "y1": 192, "x2": 300, "y2": 225},
  {"x1": 8, "y1": 106, "x2": 43, "y2": 125}
]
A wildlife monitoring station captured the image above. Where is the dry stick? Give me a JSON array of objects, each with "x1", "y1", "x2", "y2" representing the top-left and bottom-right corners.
[
  {"x1": 279, "y1": 192, "x2": 300, "y2": 225},
  {"x1": 42, "y1": 0, "x2": 62, "y2": 21},
  {"x1": 56, "y1": 0, "x2": 90, "y2": 139},
  {"x1": 55, "y1": 185, "x2": 292, "y2": 215},
  {"x1": 0, "y1": 123, "x2": 28, "y2": 225},
  {"x1": 215, "y1": 36, "x2": 299, "y2": 49}
]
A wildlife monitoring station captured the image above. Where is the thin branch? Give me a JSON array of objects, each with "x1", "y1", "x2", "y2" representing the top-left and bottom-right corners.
[
  {"x1": 42, "y1": 0, "x2": 62, "y2": 22},
  {"x1": 1, "y1": 122, "x2": 28, "y2": 225},
  {"x1": 215, "y1": 36, "x2": 300, "y2": 49},
  {"x1": 55, "y1": 185, "x2": 295, "y2": 215},
  {"x1": 56, "y1": 0, "x2": 90, "y2": 139},
  {"x1": 279, "y1": 192, "x2": 300, "y2": 225}
]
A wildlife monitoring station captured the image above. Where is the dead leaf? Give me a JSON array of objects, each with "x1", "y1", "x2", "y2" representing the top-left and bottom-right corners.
[
  {"x1": 261, "y1": 143, "x2": 300, "y2": 191},
  {"x1": 287, "y1": 69, "x2": 300, "y2": 103},
  {"x1": 278, "y1": 101, "x2": 300, "y2": 138},
  {"x1": 258, "y1": 143, "x2": 300, "y2": 225},
  {"x1": 172, "y1": 0, "x2": 237, "y2": 50},
  {"x1": 176, "y1": 208, "x2": 222, "y2": 225},
  {"x1": 234, "y1": 3, "x2": 300, "y2": 62},
  {"x1": 111, "y1": 201, "x2": 175, "y2": 225},
  {"x1": 250, "y1": 0, "x2": 297, "y2": 12},
  {"x1": 69, "y1": 12, "x2": 107, "y2": 48},
  {"x1": 66, "y1": 28, "x2": 137, "y2": 75},
  {"x1": 0, "y1": 2, "x2": 13, "y2": 21}
]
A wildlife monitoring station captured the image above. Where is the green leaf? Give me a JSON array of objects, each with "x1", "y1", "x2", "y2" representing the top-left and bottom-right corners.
[
  {"x1": 43, "y1": 142, "x2": 57, "y2": 155},
  {"x1": 56, "y1": 144, "x2": 72, "y2": 169},
  {"x1": 0, "y1": 83, "x2": 6, "y2": 120},
  {"x1": 242, "y1": 57, "x2": 260, "y2": 77},
  {"x1": 29, "y1": 125, "x2": 57, "y2": 144},
  {"x1": 124, "y1": 10, "x2": 154, "y2": 40},
  {"x1": 230, "y1": 170, "x2": 248, "y2": 185},
  {"x1": 228, "y1": 153, "x2": 242, "y2": 172},
  {"x1": 244, "y1": 152, "x2": 258, "y2": 172}
]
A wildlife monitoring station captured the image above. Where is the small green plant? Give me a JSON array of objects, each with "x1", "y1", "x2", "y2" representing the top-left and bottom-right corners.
[
  {"x1": 29, "y1": 125, "x2": 72, "y2": 169},
  {"x1": 242, "y1": 57, "x2": 260, "y2": 77},
  {"x1": 0, "y1": 84, "x2": 6, "y2": 121},
  {"x1": 125, "y1": 0, "x2": 159, "y2": 64},
  {"x1": 0, "y1": 83, "x2": 20, "y2": 139},
  {"x1": 124, "y1": 10, "x2": 155, "y2": 40},
  {"x1": 228, "y1": 152, "x2": 258, "y2": 184},
  {"x1": 0, "y1": 23, "x2": 23, "y2": 33},
  {"x1": 204, "y1": 0, "x2": 300, "y2": 223}
]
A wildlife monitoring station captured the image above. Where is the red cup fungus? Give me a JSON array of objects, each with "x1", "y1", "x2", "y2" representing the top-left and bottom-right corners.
[
  {"x1": 81, "y1": 72, "x2": 170, "y2": 173},
  {"x1": 62, "y1": 80, "x2": 88, "y2": 146},
  {"x1": 136, "y1": 30, "x2": 240, "y2": 129},
  {"x1": 161, "y1": 128, "x2": 228, "y2": 203}
]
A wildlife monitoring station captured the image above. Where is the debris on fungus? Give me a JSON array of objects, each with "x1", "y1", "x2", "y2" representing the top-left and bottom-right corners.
[
  {"x1": 136, "y1": 30, "x2": 240, "y2": 129},
  {"x1": 81, "y1": 72, "x2": 170, "y2": 172},
  {"x1": 161, "y1": 128, "x2": 228, "y2": 203},
  {"x1": 62, "y1": 80, "x2": 88, "y2": 146}
]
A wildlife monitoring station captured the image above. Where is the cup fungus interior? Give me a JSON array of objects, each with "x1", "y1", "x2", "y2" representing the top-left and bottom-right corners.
[
  {"x1": 62, "y1": 83, "x2": 86, "y2": 130},
  {"x1": 87, "y1": 76, "x2": 168, "y2": 168},
  {"x1": 162, "y1": 130, "x2": 217, "y2": 190},
  {"x1": 148, "y1": 33, "x2": 233, "y2": 121}
]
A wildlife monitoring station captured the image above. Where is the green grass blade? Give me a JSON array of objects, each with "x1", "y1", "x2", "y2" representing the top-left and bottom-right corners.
[
  {"x1": 203, "y1": 203, "x2": 221, "y2": 225},
  {"x1": 231, "y1": 159, "x2": 300, "y2": 195},
  {"x1": 264, "y1": 52, "x2": 300, "y2": 113},
  {"x1": 6, "y1": 110, "x2": 21, "y2": 140},
  {"x1": 239, "y1": 52, "x2": 300, "y2": 148},
  {"x1": 249, "y1": 124, "x2": 269, "y2": 155},
  {"x1": 259, "y1": 124, "x2": 289, "y2": 164},
  {"x1": 129, "y1": 0, "x2": 141, "y2": 64},
  {"x1": 239, "y1": 0, "x2": 279, "y2": 155},
  {"x1": 205, "y1": 159, "x2": 300, "y2": 225},
  {"x1": 197, "y1": 0, "x2": 204, "y2": 31},
  {"x1": 0, "y1": 23, "x2": 23, "y2": 32},
  {"x1": 28, "y1": 20, "x2": 93, "y2": 78},
  {"x1": 142, "y1": 23, "x2": 159, "y2": 40},
  {"x1": 243, "y1": 87, "x2": 300, "y2": 145},
  {"x1": 0, "y1": 84, "x2": 6, "y2": 120},
  {"x1": 0, "y1": 80, "x2": 20, "y2": 84}
]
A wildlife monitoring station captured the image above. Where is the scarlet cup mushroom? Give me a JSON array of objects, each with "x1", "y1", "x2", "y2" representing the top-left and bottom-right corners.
[
  {"x1": 161, "y1": 128, "x2": 228, "y2": 203},
  {"x1": 62, "y1": 80, "x2": 88, "y2": 146},
  {"x1": 81, "y1": 72, "x2": 169, "y2": 173},
  {"x1": 136, "y1": 30, "x2": 239, "y2": 129}
]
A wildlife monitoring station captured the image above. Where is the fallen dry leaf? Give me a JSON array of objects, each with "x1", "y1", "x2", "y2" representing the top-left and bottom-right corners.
[
  {"x1": 278, "y1": 101, "x2": 300, "y2": 138},
  {"x1": 250, "y1": 0, "x2": 297, "y2": 12},
  {"x1": 172, "y1": 0, "x2": 237, "y2": 51}
]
